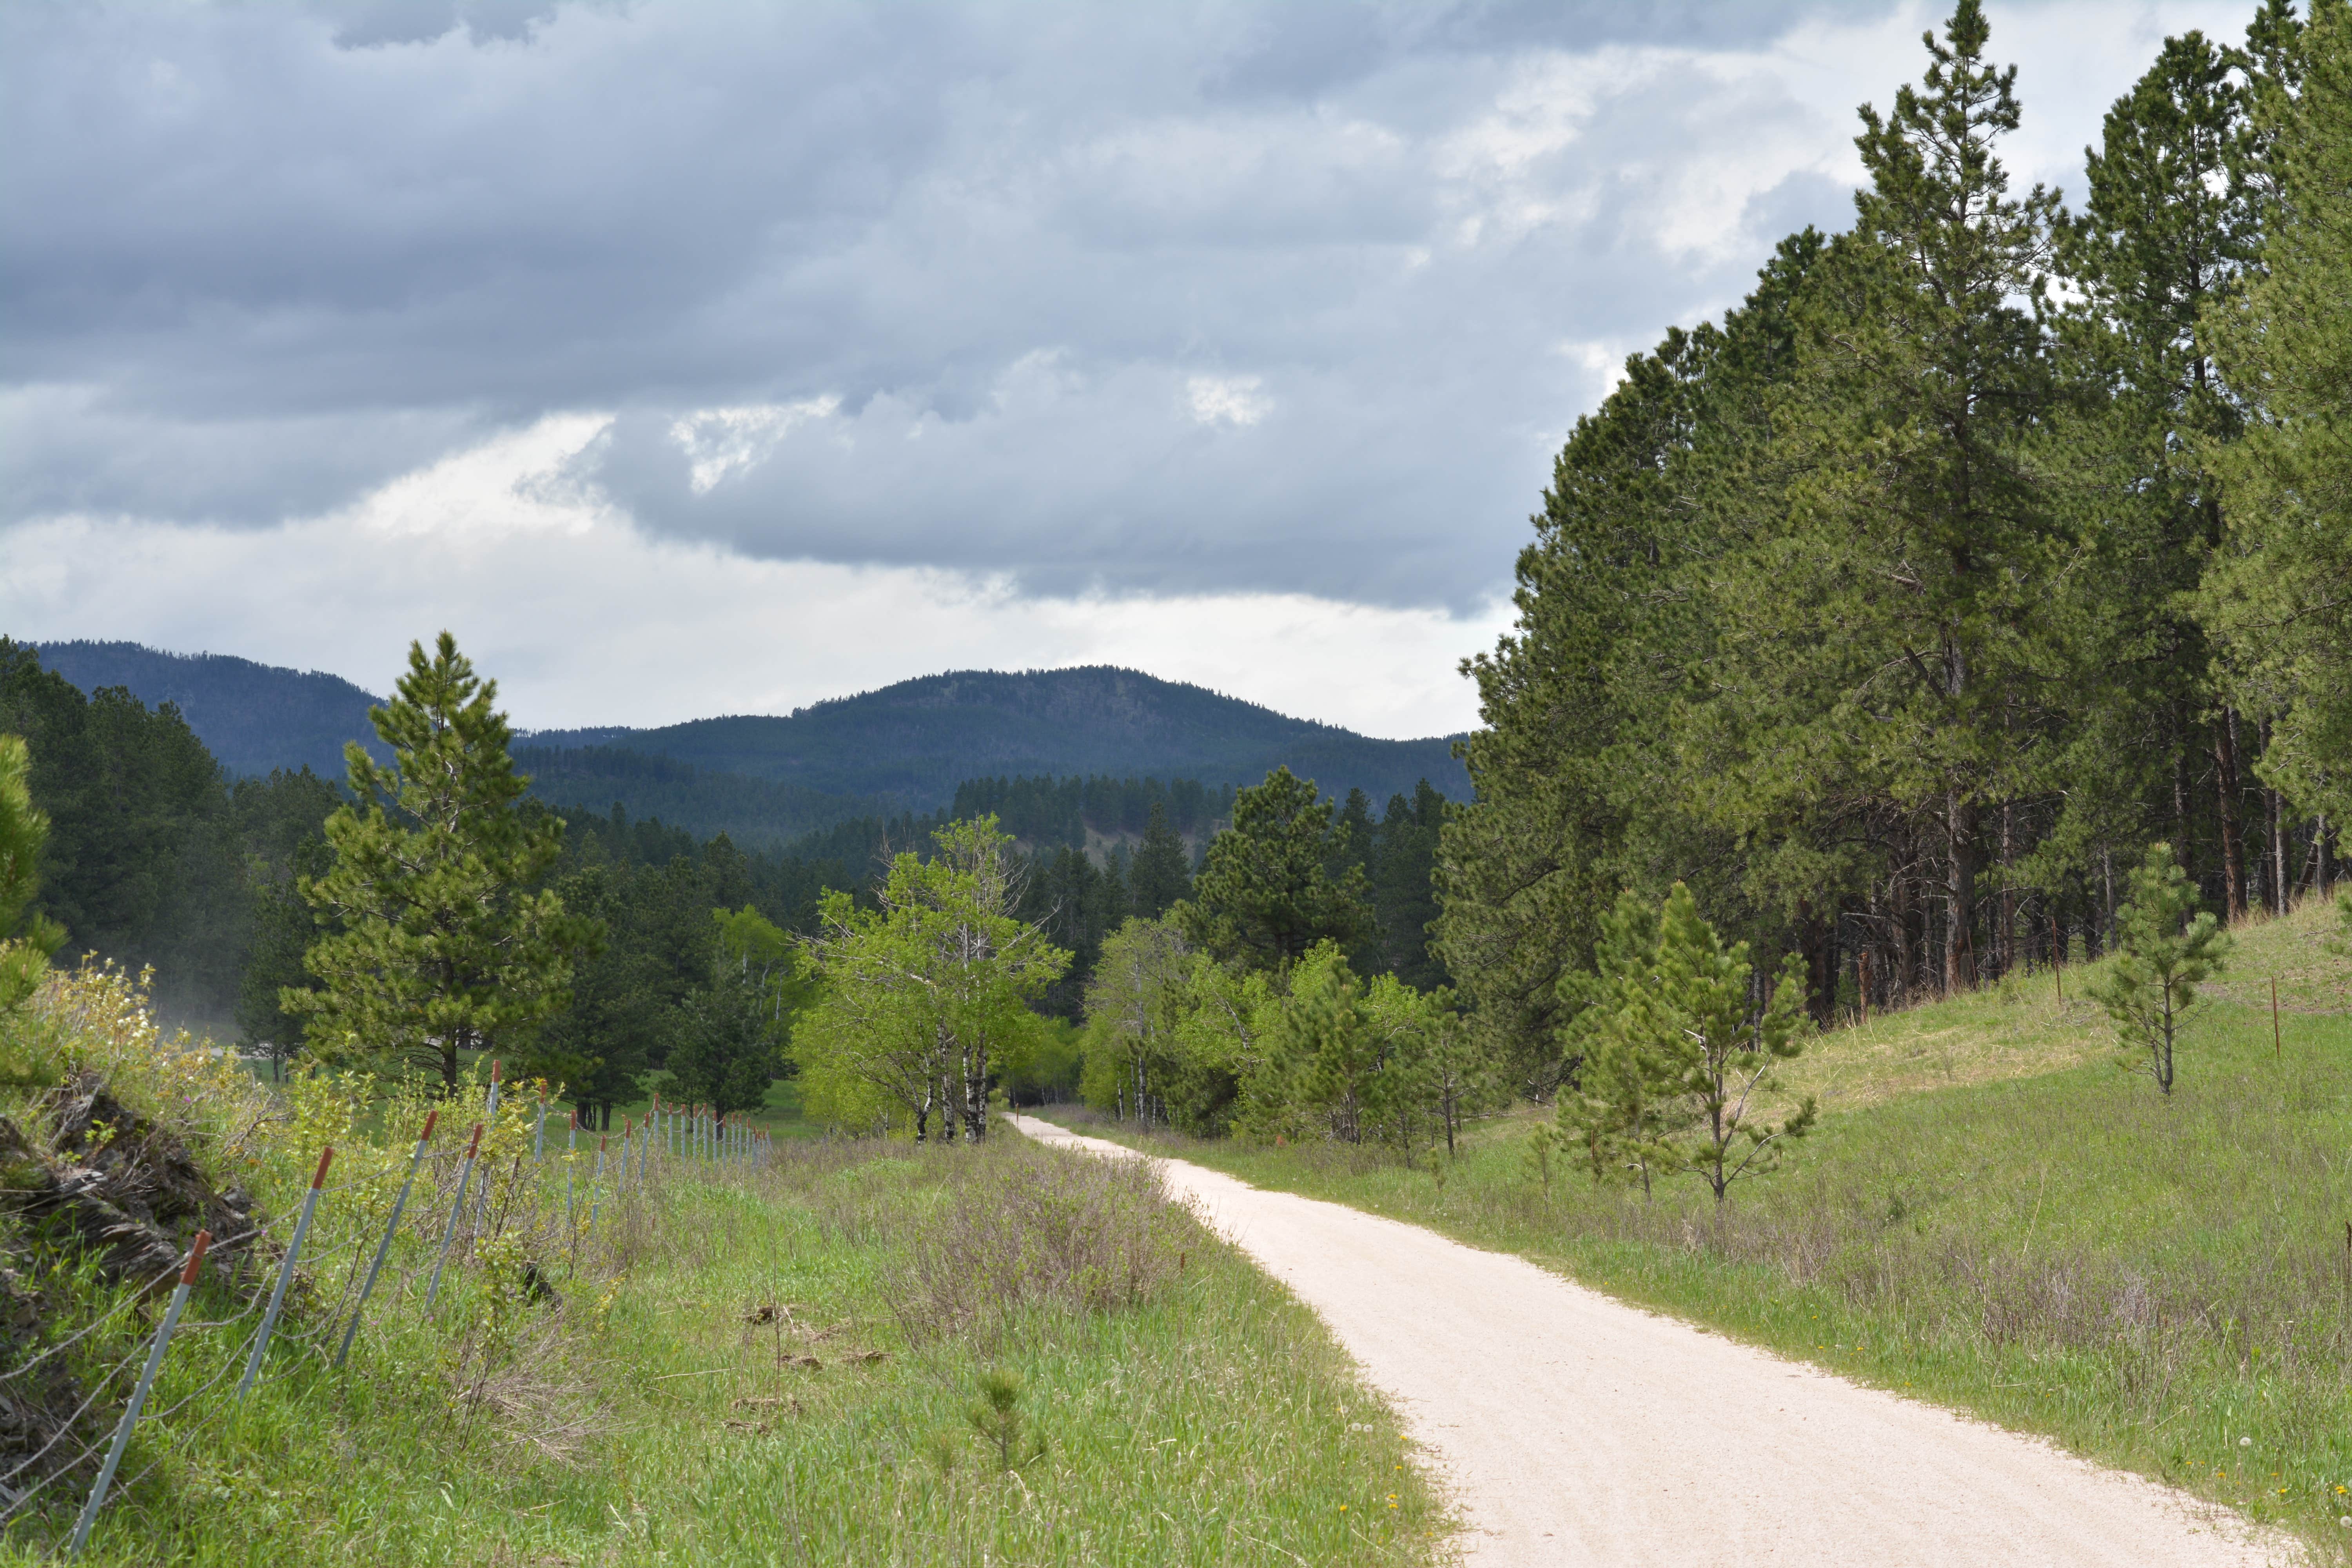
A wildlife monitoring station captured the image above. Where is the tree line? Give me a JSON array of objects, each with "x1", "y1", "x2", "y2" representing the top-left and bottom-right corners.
[{"x1": 1434, "y1": 0, "x2": 2352, "y2": 1093}]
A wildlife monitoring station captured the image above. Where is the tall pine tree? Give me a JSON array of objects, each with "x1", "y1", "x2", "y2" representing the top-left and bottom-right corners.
[{"x1": 284, "y1": 634, "x2": 591, "y2": 1094}]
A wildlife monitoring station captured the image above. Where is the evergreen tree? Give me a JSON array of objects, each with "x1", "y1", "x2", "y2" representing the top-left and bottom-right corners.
[
  {"x1": 1565, "y1": 885, "x2": 1815, "y2": 1204},
  {"x1": 2202, "y1": 1, "x2": 2352, "y2": 834},
  {"x1": 1129, "y1": 800, "x2": 1193, "y2": 919},
  {"x1": 663, "y1": 906, "x2": 809, "y2": 1116},
  {"x1": 284, "y1": 633, "x2": 590, "y2": 1093},
  {"x1": 2086, "y1": 842, "x2": 2231, "y2": 1093},
  {"x1": 1555, "y1": 891, "x2": 1691, "y2": 1196},
  {"x1": 2053, "y1": 25, "x2": 2263, "y2": 916},
  {"x1": 1436, "y1": 238, "x2": 1818, "y2": 1084},
  {"x1": 236, "y1": 828, "x2": 334, "y2": 1081},
  {"x1": 1721, "y1": 0, "x2": 2063, "y2": 992},
  {"x1": 0, "y1": 735, "x2": 65, "y2": 1016},
  {"x1": 1181, "y1": 767, "x2": 1374, "y2": 972},
  {"x1": 1370, "y1": 782, "x2": 1448, "y2": 989}
]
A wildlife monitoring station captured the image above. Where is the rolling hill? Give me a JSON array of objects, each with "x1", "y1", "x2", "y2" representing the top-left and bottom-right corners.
[
  {"x1": 26, "y1": 640, "x2": 390, "y2": 778},
  {"x1": 526, "y1": 666, "x2": 1468, "y2": 809},
  {"x1": 22, "y1": 642, "x2": 1467, "y2": 846}
]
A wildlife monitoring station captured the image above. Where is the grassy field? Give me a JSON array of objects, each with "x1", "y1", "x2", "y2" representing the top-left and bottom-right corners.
[
  {"x1": 3, "y1": 971, "x2": 1451, "y2": 1567},
  {"x1": 1040, "y1": 895, "x2": 2352, "y2": 1559}
]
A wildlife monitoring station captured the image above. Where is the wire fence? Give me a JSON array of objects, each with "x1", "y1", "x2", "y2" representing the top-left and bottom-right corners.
[{"x1": 0, "y1": 1078, "x2": 779, "y2": 1559}]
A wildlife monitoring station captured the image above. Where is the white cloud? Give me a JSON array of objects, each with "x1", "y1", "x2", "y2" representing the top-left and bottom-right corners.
[
  {"x1": 1, "y1": 414, "x2": 1501, "y2": 737},
  {"x1": 0, "y1": 0, "x2": 2259, "y2": 730},
  {"x1": 1185, "y1": 374, "x2": 1271, "y2": 427},
  {"x1": 669, "y1": 399, "x2": 841, "y2": 494}
]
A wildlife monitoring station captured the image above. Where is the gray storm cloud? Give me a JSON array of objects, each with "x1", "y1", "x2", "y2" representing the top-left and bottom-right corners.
[{"x1": 0, "y1": 0, "x2": 2244, "y2": 615}]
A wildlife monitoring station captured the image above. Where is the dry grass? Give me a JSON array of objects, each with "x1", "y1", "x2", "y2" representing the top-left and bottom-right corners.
[{"x1": 884, "y1": 1138, "x2": 1195, "y2": 1345}]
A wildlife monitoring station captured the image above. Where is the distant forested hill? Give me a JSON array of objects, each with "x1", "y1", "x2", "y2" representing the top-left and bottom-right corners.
[
  {"x1": 30, "y1": 640, "x2": 390, "y2": 778},
  {"x1": 513, "y1": 746, "x2": 886, "y2": 849},
  {"x1": 528, "y1": 666, "x2": 1468, "y2": 809},
  {"x1": 25, "y1": 646, "x2": 1465, "y2": 840}
]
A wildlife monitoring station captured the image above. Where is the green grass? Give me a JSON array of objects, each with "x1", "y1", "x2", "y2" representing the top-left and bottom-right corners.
[
  {"x1": 3, "y1": 965, "x2": 1450, "y2": 1566},
  {"x1": 1040, "y1": 895, "x2": 2352, "y2": 1559},
  {"x1": 11, "y1": 1138, "x2": 1449, "y2": 1566}
]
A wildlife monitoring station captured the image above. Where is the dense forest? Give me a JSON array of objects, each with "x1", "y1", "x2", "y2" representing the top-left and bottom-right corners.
[
  {"x1": 31, "y1": 641, "x2": 388, "y2": 778},
  {"x1": 1435, "y1": 0, "x2": 2350, "y2": 1089}
]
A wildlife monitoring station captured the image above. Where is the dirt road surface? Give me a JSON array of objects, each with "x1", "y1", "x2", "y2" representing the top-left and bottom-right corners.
[{"x1": 1008, "y1": 1114, "x2": 2298, "y2": 1568}]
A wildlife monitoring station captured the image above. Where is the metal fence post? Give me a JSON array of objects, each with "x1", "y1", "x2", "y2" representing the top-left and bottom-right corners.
[
  {"x1": 475, "y1": 1062, "x2": 501, "y2": 1229},
  {"x1": 336, "y1": 1110, "x2": 436, "y2": 1368},
  {"x1": 236, "y1": 1146, "x2": 333, "y2": 1399},
  {"x1": 533, "y1": 1097, "x2": 546, "y2": 1163},
  {"x1": 423, "y1": 1123, "x2": 484, "y2": 1313},
  {"x1": 67, "y1": 1231, "x2": 211, "y2": 1559},
  {"x1": 584, "y1": 1135, "x2": 607, "y2": 1235},
  {"x1": 564, "y1": 1110, "x2": 578, "y2": 1234}
]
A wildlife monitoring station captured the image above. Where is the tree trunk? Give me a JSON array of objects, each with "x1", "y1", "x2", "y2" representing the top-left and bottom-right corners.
[
  {"x1": 1891, "y1": 869, "x2": 1915, "y2": 1004},
  {"x1": 964, "y1": 1040, "x2": 988, "y2": 1142},
  {"x1": 2269, "y1": 784, "x2": 2286, "y2": 916},
  {"x1": 2215, "y1": 707, "x2": 2247, "y2": 922},
  {"x1": 1945, "y1": 791, "x2": 1977, "y2": 993},
  {"x1": 2101, "y1": 847, "x2": 2116, "y2": 955},
  {"x1": 1999, "y1": 803, "x2": 2017, "y2": 977},
  {"x1": 2172, "y1": 708, "x2": 2195, "y2": 882}
]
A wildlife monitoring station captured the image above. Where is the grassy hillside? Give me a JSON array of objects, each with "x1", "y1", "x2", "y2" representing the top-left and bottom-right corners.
[
  {"x1": 530, "y1": 666, "x2": 1468, "y2": 810},
  {"x1": 0, "y1": 968, "x2": 1449, "y2": 1566},
  {"x1": 1043, "y1": 895, "x2": 2352, "y2": 1559}
]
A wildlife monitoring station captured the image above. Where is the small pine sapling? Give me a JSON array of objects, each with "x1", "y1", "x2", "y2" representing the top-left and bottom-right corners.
[
  {"x1": 1647, "y1": 884, "x2": 1817, "y2": 1205},
  {"x1": 968, "y1": 1369, "x2": 1047, "y2": 1471},
  {"x1": 1521, "y1": 1123, "x2": 1555, "y2": 1198},
  {"x1": 2087, "y1": 842, "x2": 2231, "y2": 1094},
  {"x1": 1555, "y1": 889, "x2": 1695, "y2": 1198}
]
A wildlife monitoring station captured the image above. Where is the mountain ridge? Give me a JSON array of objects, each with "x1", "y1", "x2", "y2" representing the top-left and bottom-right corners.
[
  {"x1": 22, "y1": 642, "x2": 1468, "y2": 845},
  {"x1": 524, "y1": 665, "x2": 1468, "y2": 808}
]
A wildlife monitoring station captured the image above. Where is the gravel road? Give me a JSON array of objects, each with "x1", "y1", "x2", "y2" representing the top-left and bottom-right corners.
[{"x1": 1008, "y1": 1114, "x2": 2298, "y2": 1568}]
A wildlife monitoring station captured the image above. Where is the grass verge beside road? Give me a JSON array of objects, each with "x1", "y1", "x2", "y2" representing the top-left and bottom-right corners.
[
  {"x1": 1036, "y1": 898, "x2": 2352, "y2": 1560},
  {"x1": 6, "y1": 971, "x2": 1449, "y2": 1567}
]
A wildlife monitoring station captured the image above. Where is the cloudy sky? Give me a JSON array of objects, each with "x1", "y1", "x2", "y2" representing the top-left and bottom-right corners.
[{"x1": 1, "y1": 0, "x2": 2252, "y2": 737}]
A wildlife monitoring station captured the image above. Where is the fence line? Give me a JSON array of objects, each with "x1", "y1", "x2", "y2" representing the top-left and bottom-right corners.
[{"x1": 0, "y1": 1089, "x2": 780, "y2": 1555}]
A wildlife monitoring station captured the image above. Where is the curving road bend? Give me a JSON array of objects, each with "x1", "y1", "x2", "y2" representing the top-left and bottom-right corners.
[{"x1": 1008, "y1": 1114, "x2": 2298, "y2": 1568}]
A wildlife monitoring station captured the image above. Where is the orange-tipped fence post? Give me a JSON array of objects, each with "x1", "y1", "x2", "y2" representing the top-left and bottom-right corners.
[
  {"x1": 69, "y1": 1231, "x2": 211, "y2": 1557},
  {"x1": 424, "y1": 1123, "x2": 485, "y2": 1313},
  {"x1": 336, "y1": 1110, "x2": 436, "y2": 1368},
  {"x1": 237, "y1": 1146, "x2": 333, "y2": 1400},
  {"x1": 2272, "y1": 976, "x2": 2282, "y2": 1060},
  {"x1": 533, "y1": 1096, "x2": 547, "y2": 1163}
]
